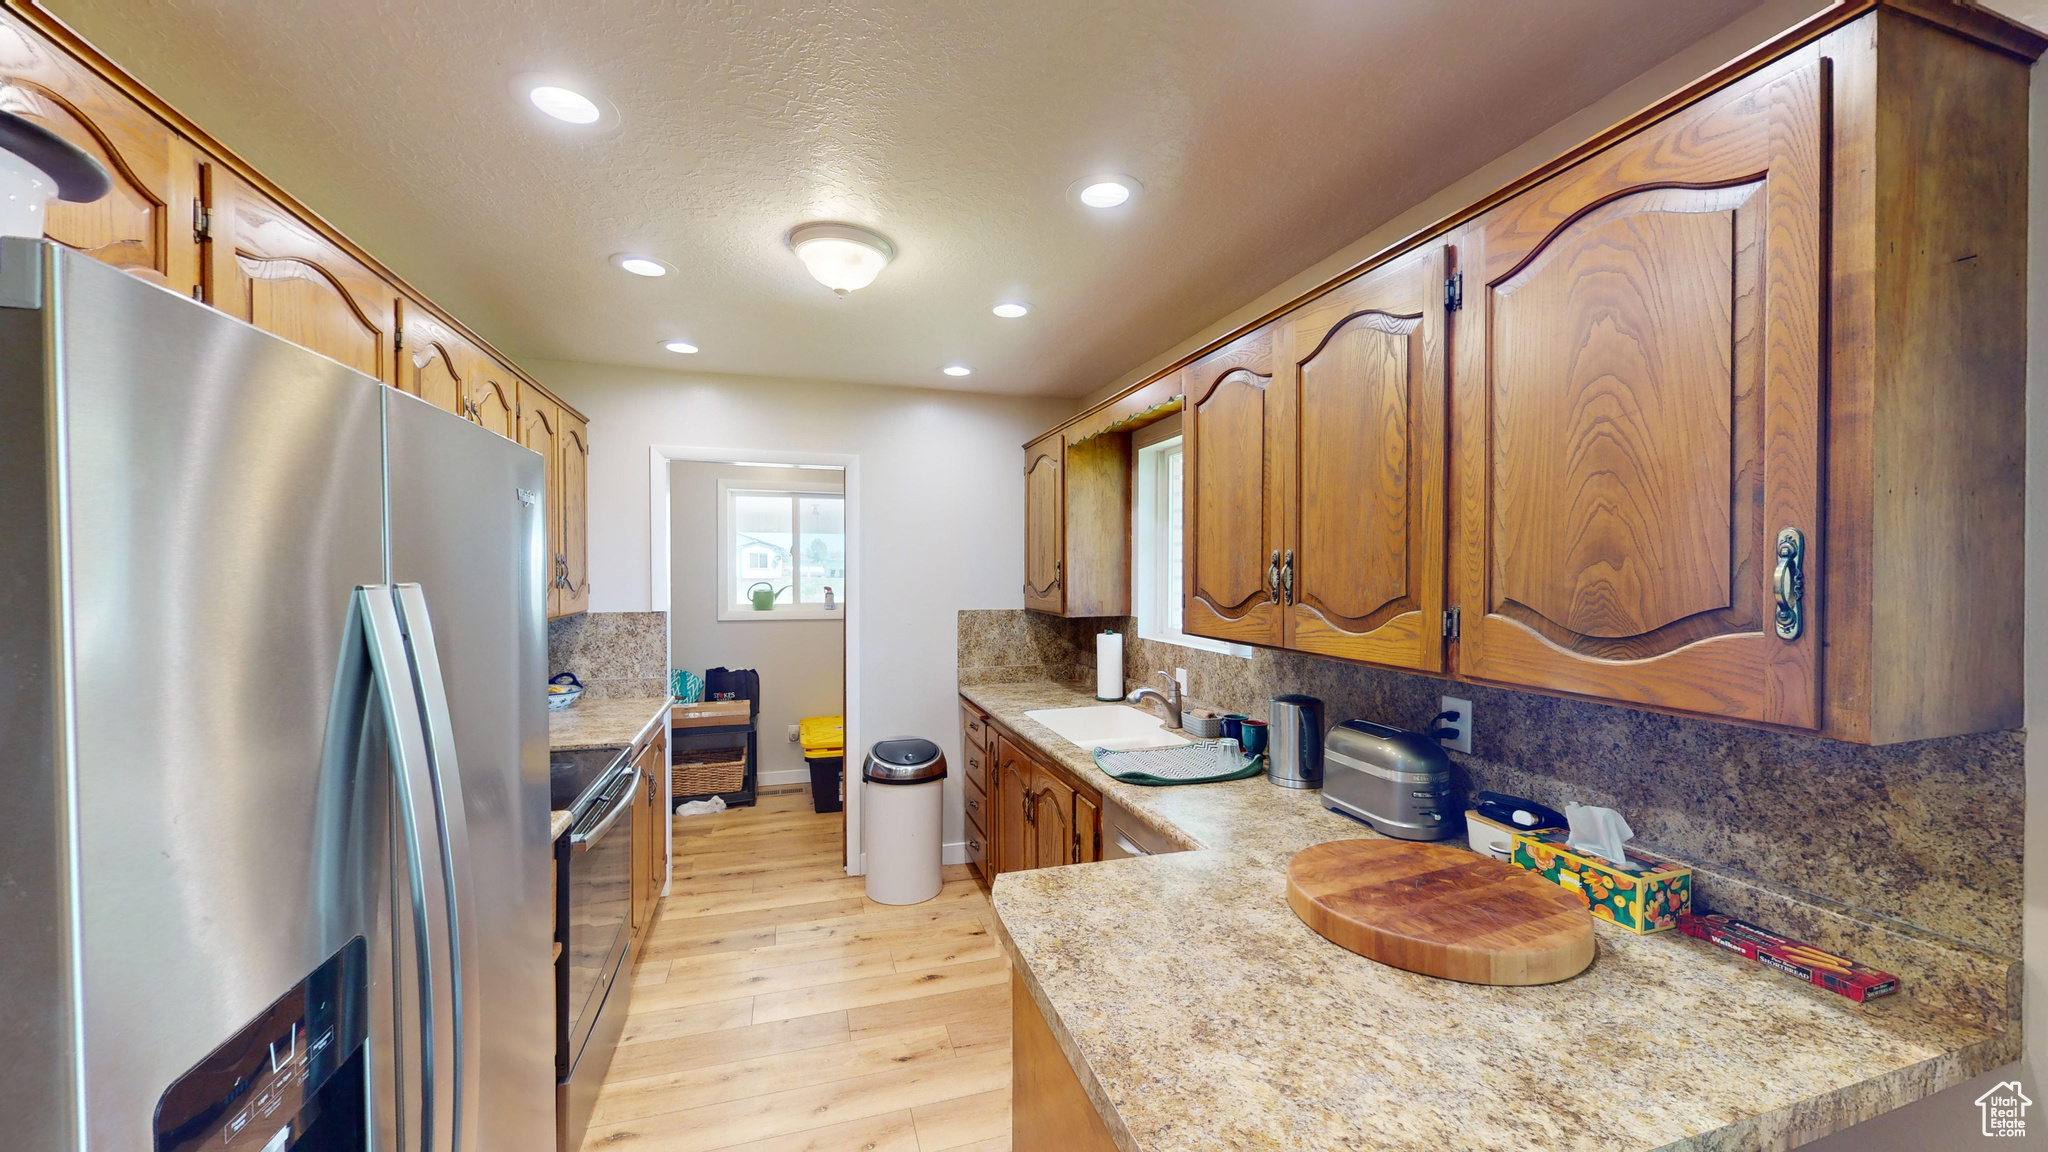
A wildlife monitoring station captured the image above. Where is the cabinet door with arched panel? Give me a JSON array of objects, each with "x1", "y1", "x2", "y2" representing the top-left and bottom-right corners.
[
  {"x1": 466, "y1": 355, "x2": 520, "y2": 441},
  {"x1": 1182, "y1": 326, "x2": 1283, "y2": 646},
  {"x1": 207, "y1": 169, "x2": 397, "y2": 384},
  {"x1": 1449, "y1": 56, "x2": 1825, "y2": 728},
  {"x1": 520, "y1": 391, "x2": 564, "y2": 617},
  {"x1": 1279, "y1": 246, "x2": 1448, "y2": 671},
  {"x1": 395, "y1": 300, "x2": 471, "y2": 417},
  {"x1": 558, "y1": 414, "x2": 590, "y2": 616},
  {"x1": 1022, "y1": 434, "x2": 1063, "y2": 614},
  {"x1": 0, "y1": 11, "x2": 197, "y2": 292}
]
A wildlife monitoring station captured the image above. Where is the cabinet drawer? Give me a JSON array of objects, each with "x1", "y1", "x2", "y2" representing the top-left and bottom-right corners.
[
  {"x1": 964, "y1": 773, "x2": 990, "y2": 835},
  {"x1": 964, "y1": 743, "x2": 990, "y2": 798},
  {"x1": 961, "y1": 704, "x2": 990, "y2": 755},
  {"x1": 966, "y1": 822, "x2": 989, "y2": 881}
]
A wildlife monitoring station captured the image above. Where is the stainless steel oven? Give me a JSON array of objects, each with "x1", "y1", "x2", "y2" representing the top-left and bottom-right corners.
[{"x1": 555, "y1": 741, "x2": 643, "y2": 1150}]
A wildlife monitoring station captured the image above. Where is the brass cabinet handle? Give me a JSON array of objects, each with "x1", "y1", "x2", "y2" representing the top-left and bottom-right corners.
[
  {"x1": 967, "y1": 796, "x2": 980, "y2": 812},
  {"x1": 968, "y1": 837, "x2": 982, "y2": 853},
  {"x1": 1266, "y1": 549, "x2": 1281, "y2": 603},
  {"x1": 1281, "y1": 549, "x2": 1296, "y2": 606},
  {"x1": 1773, "y1": 528, "x2": 1805, "y2": 640}
]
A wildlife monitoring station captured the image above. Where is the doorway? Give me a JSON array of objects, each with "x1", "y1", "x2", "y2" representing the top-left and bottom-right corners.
[{"x1": 650, "y1": 447, "x2": 861, "y2": 874}]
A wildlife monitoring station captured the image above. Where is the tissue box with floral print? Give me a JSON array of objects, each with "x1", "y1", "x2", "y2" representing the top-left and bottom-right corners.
[{"x1": 1510, "y1": 830, "x2": 1691, "y2": 933}]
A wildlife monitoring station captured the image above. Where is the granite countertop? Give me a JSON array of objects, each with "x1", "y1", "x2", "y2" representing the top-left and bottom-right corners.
[
  {"x1": 968, "y1": 678, "x2": 2015, "y2": 1152},
  {"x1": 550, "y1": 810, "x2": 574, "y2": 841},
  {"x1": 548, "y1": 696, "x2": 674, "y2": 751}
]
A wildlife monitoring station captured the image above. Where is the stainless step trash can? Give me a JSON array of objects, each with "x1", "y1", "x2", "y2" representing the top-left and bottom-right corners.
[{"x1": 863, "y1": 737, "x2": 947, "y2": 905}]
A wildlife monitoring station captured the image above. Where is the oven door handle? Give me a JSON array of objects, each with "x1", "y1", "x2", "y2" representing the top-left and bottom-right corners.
[{"x1": 573, "y1": 766, "x2": 641, "y2": 852}]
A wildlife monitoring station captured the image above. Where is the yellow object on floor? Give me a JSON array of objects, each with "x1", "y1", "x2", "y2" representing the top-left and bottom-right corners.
[{"x1": 798, "y1": 714, "x2": 844, "y2": 755}]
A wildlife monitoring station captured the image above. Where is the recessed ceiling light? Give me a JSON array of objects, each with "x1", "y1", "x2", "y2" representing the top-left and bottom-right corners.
[
  {"x1": 991, "y1": 302, "x2": 1030, "y2": 318},
  {"x1": 661, "y1": 339, "x2": 698, "y2": 354},
  {"x1": 788, "y1": 222, "x2": 896, "y2": 295},
  {"x1": 528, "y1": 85, "x2": 601, "y2": 124},
  {"x1": 511, "y1": 73, "x2": 618, "y2": 132},
  {"x1": 611, "y1": 253, "x2": 671, "y2": 277},
  {"x1": 1072, "y1": 175, "x2": 1140, "y2": 209},
  {"x1": 943, "y1": 365, "x2": 972, "y2": 377}
]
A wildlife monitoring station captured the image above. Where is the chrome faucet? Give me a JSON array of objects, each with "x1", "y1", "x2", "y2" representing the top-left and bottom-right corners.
[{"x1": 1126, "y1": 671, "x2": 1183, "y2": 728}]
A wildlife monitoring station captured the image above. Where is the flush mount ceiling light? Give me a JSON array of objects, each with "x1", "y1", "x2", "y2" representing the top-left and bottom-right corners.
[
  {"x1": 511, "y1": 73, "x2": 619, "y2": 132},
  {"x1": 1071, "y1": 174, "x2": 1140, "y2": 209},
  {"x1": 943, "y1": 365, "x2": 972, "y2": 377},
  {"x1": 991, "y1": 302, "x2": 1030, "y2": 318},
  {"x1": 661, "y1": 338, "x2": 698, "y2": 354},
  {"x1": 787, "y1": 222, "x2": 895, "y2": 295},
  {"x1": 611, "y1": 253, "x2": 672, "y2": 277}
]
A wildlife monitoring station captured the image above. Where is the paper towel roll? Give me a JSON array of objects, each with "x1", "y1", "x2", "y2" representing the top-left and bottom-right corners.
[{"x1": 1096, "y1": 631, "x2": 1124, "y2": 700}]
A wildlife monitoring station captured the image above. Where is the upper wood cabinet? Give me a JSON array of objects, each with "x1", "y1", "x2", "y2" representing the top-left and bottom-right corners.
[
  {"x1": 0, "y1": 11, "x2": 198, "y2": 293},
  {"x1": 1105, "y1": 5, "x2": 2034, "y2": 742},
  {"x1": 1450, "y1": 52, "x2": 1825, "y2": 728},
  {"x1": 1023, "y1": 430, "x2": 1131, "y2": 618},
  {"x1": 396, "y1": 299, "x2": 474, "y2": 417},
  {"x1": 520, "y1": 391, "x2": 565, "y2": 617},
  {"x1": 206, "y1": 168, "x2": 397, "y2": 385},
  {"x1": 1183, "y1": 326, "x2": 1284, "y2": 646},
  {"x1": 1278, "y1": 246, "x2": 1447, "y2": 671},
  {"x1": 467, "y1": 354, "x2": 521, "y2": 440},
  {"x1": 1022, "y1": 434, "x2": 1064, "y2": 612},
  {"x1": 559, "y1": 414, "x2": 591, "y2": 617}
]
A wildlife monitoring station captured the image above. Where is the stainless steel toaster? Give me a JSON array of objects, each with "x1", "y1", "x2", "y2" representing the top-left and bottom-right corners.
[{"x1": 1321, "y1": 719, "x2": 1460, "y2": 841}]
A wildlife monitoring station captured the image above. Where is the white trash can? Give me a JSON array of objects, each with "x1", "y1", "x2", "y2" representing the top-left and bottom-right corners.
[{"x1": 863, "y1": 737, "x2": 947, "y2": 905}]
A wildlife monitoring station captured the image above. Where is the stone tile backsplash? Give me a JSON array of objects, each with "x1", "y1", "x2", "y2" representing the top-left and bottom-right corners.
[
  {"x1": 957, "y1": 609, "x2": 2024, "y2": 958},
  {"x1": 549, "y1": 611, "x2": 669, "y2": 699}
]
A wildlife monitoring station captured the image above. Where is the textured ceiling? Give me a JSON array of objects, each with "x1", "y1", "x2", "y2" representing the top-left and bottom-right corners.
[{"x1": 46, "y1": 0, "x2": 1766, "y2": 396}]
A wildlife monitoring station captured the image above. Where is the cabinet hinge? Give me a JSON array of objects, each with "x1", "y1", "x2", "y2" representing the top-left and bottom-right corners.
[
  {"x1": 393, "y1": 325, "x2": 403, "y2": 352},
  {"x1": 191, "y1": 199, "x2": 211, "y2": 243},
  {"x1": 1444, "y1": 271, "x2": 1464, "y2": 313},
  {"x1": 1442, "y1": 606, "x2": 1461, "y2": 639}
]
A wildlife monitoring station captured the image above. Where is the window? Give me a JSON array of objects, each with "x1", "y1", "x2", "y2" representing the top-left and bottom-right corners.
[
  {"x1": 717, "y1": 480, "x2": 846, "y2": 620},
  {"x1": 1133, "y1": 424, "x2": 1251, "y2": 657}
]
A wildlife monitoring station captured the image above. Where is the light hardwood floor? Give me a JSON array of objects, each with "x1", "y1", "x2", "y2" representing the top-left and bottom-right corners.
[{"x1": 581, "y1": 790, "x2": 1012, "y2": 1152}]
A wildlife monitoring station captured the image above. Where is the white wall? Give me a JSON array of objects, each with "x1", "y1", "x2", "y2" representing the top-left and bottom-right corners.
[
  {"x1": 670, "y1": 461, "x2": 845, "y2": 785},
  {"x1": 533, "y1": 360, "x2": 1073, "y2": 861}
]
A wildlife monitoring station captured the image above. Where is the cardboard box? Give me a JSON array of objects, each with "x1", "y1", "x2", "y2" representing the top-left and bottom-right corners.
[
  {"x1": 1677, "y1": 913, "x2": 1899, "y2": 1003},
  {"x1": 1510, "y1": 830, "x2": 1692, "y2": 933}
]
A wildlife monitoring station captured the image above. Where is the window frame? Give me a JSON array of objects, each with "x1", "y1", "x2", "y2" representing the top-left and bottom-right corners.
[
  {"x1": 715, "y1": 478, "x2": 848, "y2": 621},
  {"x1": 1131, "y1": 422, "x2": 1252, "y2": 658}
]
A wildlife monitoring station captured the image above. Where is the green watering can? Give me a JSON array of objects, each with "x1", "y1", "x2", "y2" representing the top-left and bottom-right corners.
[{"x1": 747, "y1": 581, "x2": 791, "y2": 611}]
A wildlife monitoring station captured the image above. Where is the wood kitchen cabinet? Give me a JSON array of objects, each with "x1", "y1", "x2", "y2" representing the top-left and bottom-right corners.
[
  {"x1": 205, "y1": 167, "x2": 398, "y2": 385},
  {"x1": 467, "y1": 354, "x2": 521, "y2": 440},
  {"x1": 396, "y1": 299, "x2": 475, "y2": 417},
  {"x1": 1023, "y1": 431, "x2": 1131, "y2": 618},
  {"x1": 980, "y1": 716, "x2": 1101, "y2": 876},
  {"x1": 1185, "y1": 247, "x2": 1450, "y2": 669},
  {"x1": 1182, "y1": 326, "x2": 1285, "y2": 646},
  {"x1": 558, "y1": 414, "x2": 591, "y2": 616},
  {"x1": 0, "y1": 9, "x2": 199, "y2": 294},
  {"x1": 1160, "y1": 6, "x2": 2035, "y2": 742},
  {"x1": 520, "y1": 391, "x2": 569, "y2": 618},
  {"x1": 628, "y1": 726, "x2": 667, "y2": 952}
]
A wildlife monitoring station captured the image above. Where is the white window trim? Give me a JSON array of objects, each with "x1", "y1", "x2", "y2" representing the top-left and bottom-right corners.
[
  {"x1": 1132, "y1": 427, "x2": 1253, "y2": 659},
  {"x1": 715, "y1": 478, "x2": 847, "y2": 622}
]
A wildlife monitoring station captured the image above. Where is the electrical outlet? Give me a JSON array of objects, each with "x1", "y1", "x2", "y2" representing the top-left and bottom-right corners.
[
  {"x1": 1437, "y1": 695, "x2": 1473, "y2": 754},
  {"x1": 1174, "y1": 668, "x2": 1189, "y2": 695},
  {"x1": 787, "y1": 723, "x2": 800, "y2": 743}
]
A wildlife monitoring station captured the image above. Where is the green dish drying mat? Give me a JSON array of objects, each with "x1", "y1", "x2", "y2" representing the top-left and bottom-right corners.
[{"x1": 1091, "y1": 741, "x2": 1265, "y2": 786}]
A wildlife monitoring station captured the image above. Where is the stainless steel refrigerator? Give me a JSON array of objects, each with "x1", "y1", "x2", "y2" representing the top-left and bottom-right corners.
[{"x1": 0, "y1": 240, "x2": 554, "y2": 1151}]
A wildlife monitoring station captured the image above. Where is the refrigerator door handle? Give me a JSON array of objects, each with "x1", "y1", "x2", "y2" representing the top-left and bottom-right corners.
[
  {"x1": 361, "y1": 585, "x2": 457, "y2": 1152},
  {"x1": 393, "y1": 583, "x2": 483, "y2": 1152}
]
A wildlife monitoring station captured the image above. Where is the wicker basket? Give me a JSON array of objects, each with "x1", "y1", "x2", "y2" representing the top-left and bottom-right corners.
[{"x1": 673, "y1": 745, "x2": 747, "y2": 796}]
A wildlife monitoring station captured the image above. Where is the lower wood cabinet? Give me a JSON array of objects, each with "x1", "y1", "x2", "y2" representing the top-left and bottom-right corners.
[
  {"x1": 628, "y1": 725, "x2": 667, "y2": 953},
  {"x1": 961, "y1": 698, "x2": 1101, "y2": 880},
  {"x1": 1012, "y1": 970, "x2": 1119, "y2": 1152}
]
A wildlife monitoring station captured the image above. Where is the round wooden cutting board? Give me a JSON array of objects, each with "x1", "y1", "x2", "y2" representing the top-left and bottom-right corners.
[{"x1": 1286, "y1": 839, "x2": 1595, "y2": 985}]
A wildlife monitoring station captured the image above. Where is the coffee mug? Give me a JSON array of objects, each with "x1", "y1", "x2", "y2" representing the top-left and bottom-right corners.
[
  {"x1": 1220, "y1": 714, "x2": 1248, "y2": 743},
  {"x1": 1239, "y1": 718, "x2": 1268, "y2": 757}
]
